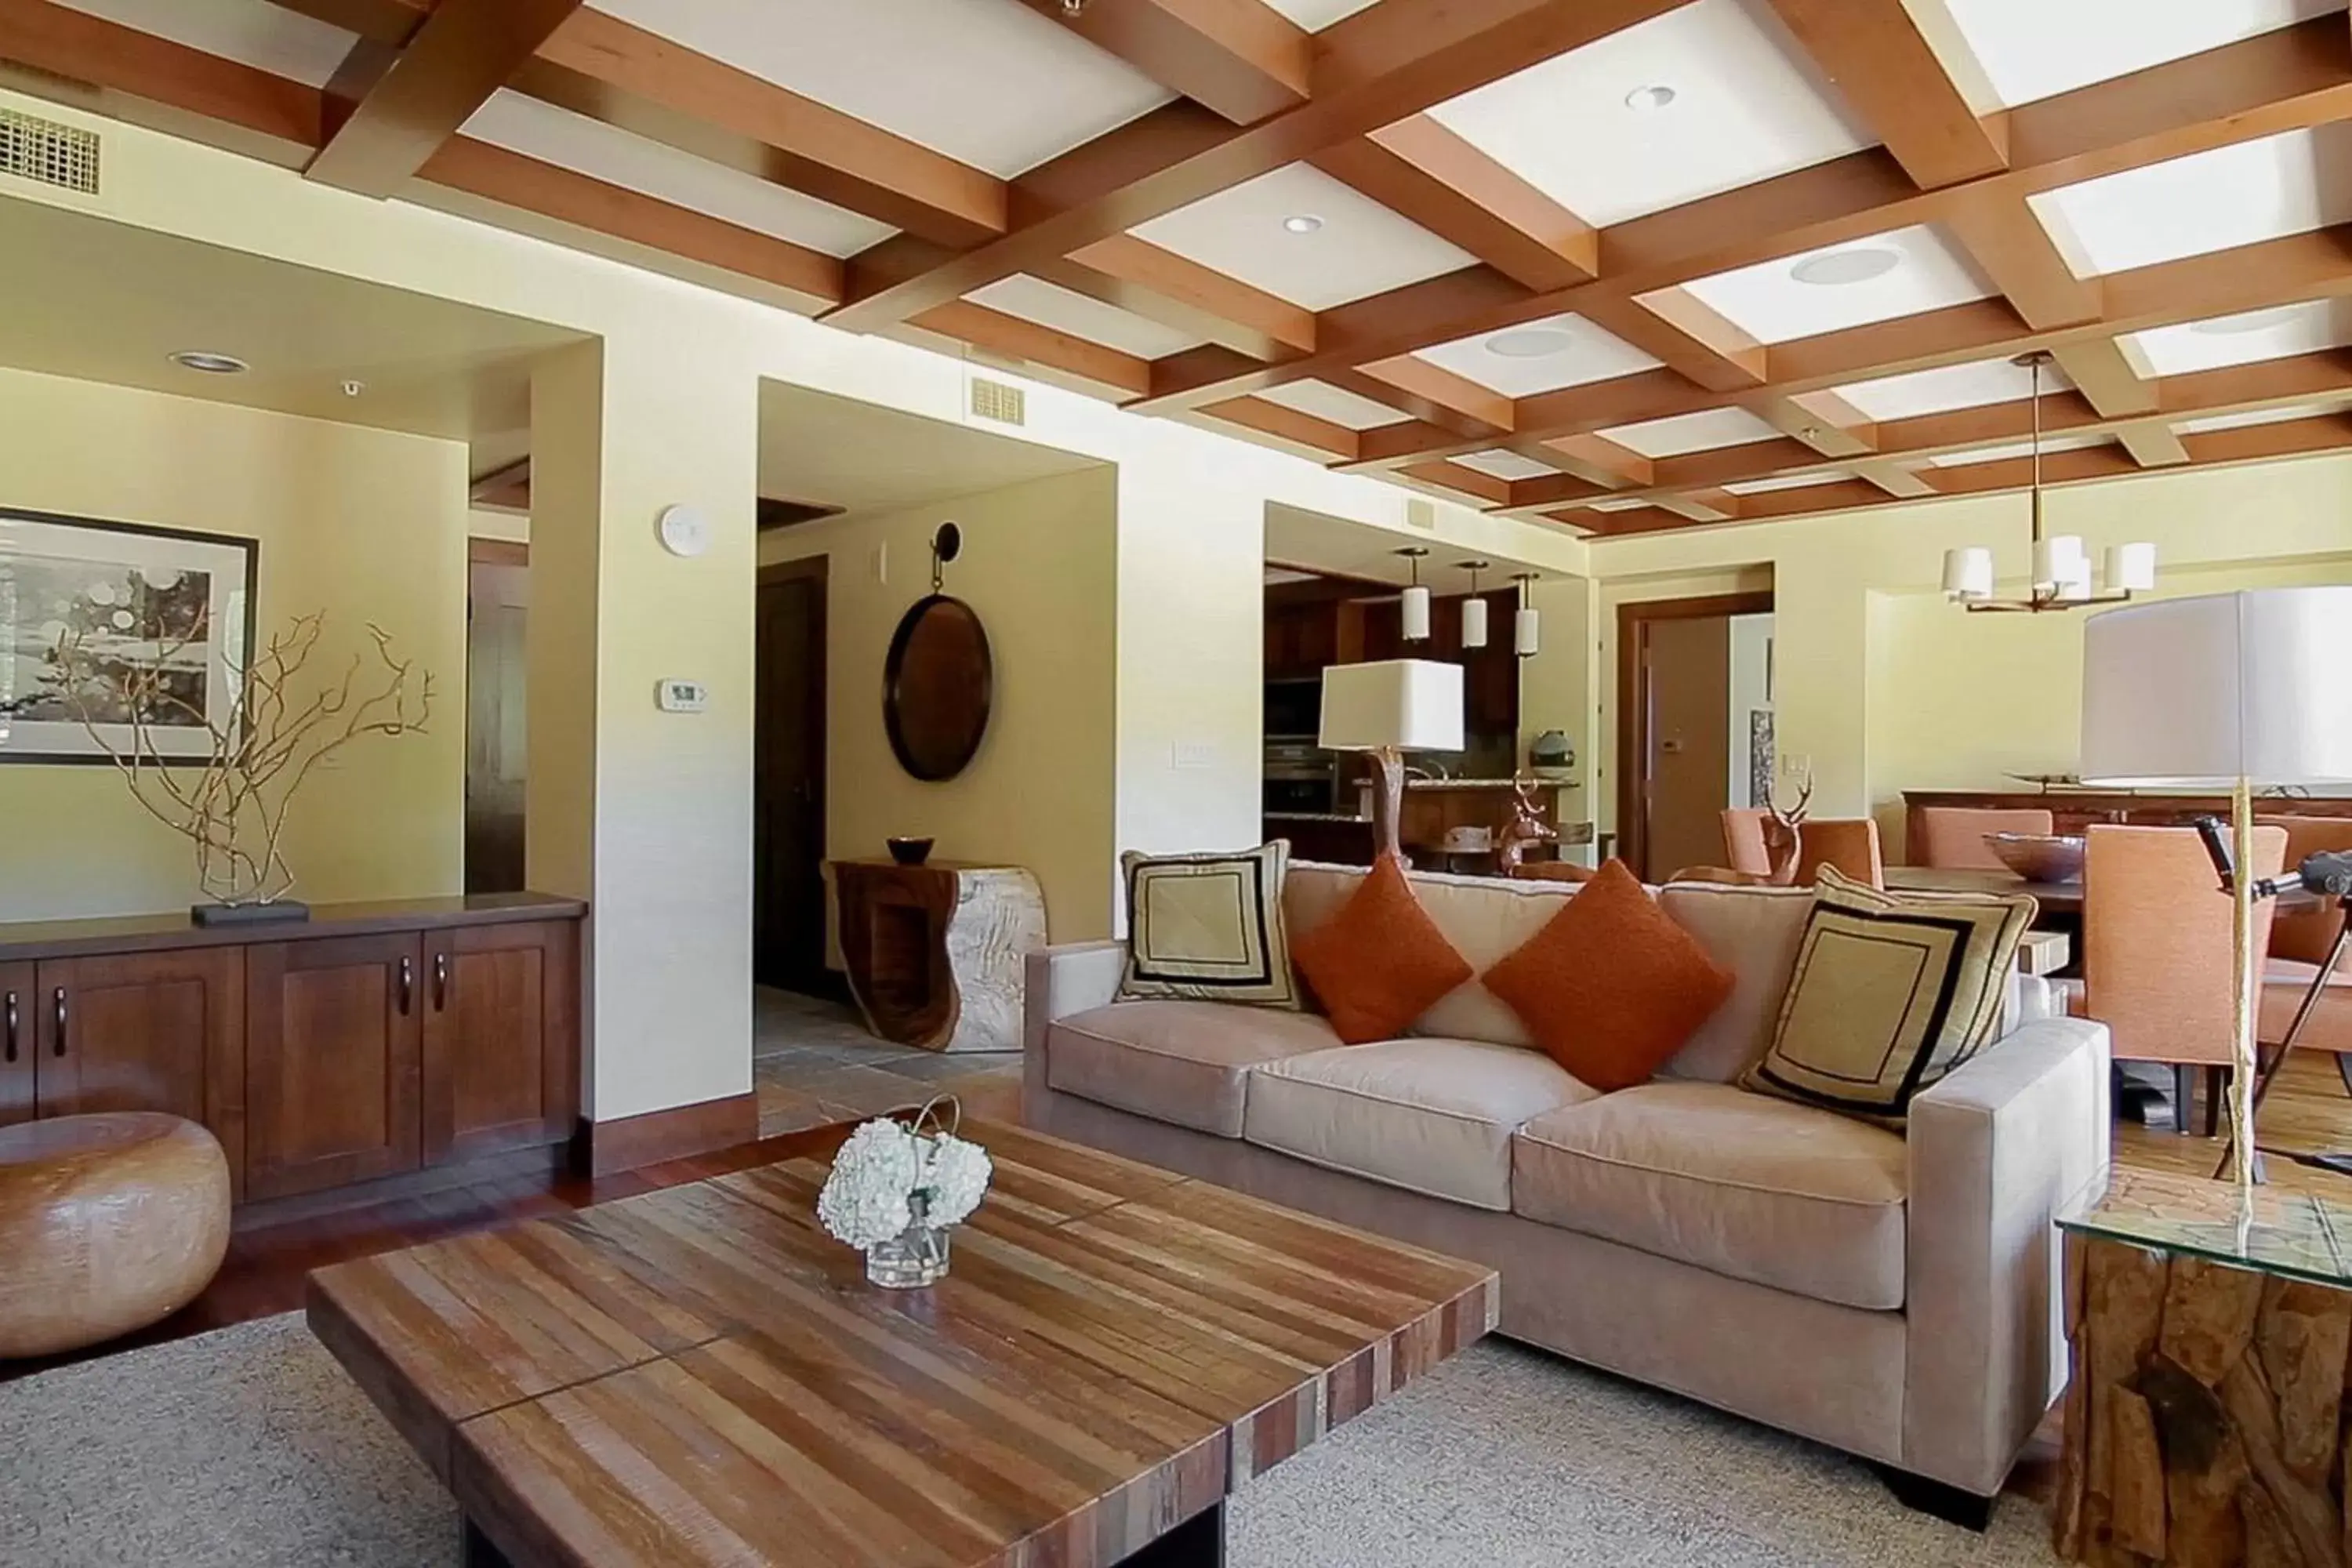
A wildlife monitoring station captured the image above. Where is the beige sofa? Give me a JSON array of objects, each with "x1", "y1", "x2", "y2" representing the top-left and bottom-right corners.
[{"x1": 1022, "y1": 862, "x2": 2111, "y2": 1523}]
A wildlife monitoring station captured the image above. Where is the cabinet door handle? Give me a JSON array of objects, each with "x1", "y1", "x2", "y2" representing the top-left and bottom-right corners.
[
  {"x1": 52, "y1": 988, "x2": 67, "y2": 1056},
  {"x1": 3, "y1": 990, "x2": 16, "y2": 1063},
  {"x1": 397, "y1": 956, "x2": 414, "y2": 1015},
  {"x1": 433, "y1": 953, "x2": 448, "y2": 1011}
]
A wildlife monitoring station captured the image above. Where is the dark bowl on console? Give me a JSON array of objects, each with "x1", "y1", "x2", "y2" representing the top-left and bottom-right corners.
[{"x1": 887, "y1": 837, "x2": 935, "y2": 866}]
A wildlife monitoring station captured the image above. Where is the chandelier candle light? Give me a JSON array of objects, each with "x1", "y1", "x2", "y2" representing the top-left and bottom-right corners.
[{"x1": 1941, "y1": 352, "x2": 2157, "y2": 612}]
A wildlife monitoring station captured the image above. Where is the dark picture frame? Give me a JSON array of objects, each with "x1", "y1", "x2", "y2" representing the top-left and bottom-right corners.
[{"x1": 0, "y1": 506, "x2": 260, "y2": 765}]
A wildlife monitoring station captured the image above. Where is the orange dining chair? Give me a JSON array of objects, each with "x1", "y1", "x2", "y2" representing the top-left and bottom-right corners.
[
  {"x1": 2259, "y1": 816, "x2": 2352, "y2": 1091},
  {"x1": 1721, "y1": 808, "x2": 1771, "y2": 876},
  {"x1": 1796, "y1": 818, "x2": 1885, "y2": 888},
  {"x1": 2076, "y1": 824, "x2": 2288, "y2": 1136},
  {"x1": 1914, "y1": 807, "x2": 2057, "y2": 870}
]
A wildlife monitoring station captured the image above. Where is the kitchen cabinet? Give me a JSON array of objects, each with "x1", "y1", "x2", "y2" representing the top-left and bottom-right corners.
[
  {"x1": 245, "y1": 933, "x2": 422, "y2": 1201},
  {"x1": 31, "y1": 949, "x2": 245, "y2": 1178},
  {"x1": 421, "y1": 920, "x2": 578, "y2": 1165}
]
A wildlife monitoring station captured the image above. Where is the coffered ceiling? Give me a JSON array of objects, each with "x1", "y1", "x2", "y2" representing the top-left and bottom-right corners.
[{"x1": 8, "y1": 0, "x2": 2352, "y2": 538}]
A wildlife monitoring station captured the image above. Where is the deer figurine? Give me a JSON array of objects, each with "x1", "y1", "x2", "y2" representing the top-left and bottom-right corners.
[
  {"x1": 1665, "y1": 768, "x2": 1814, "y2": 888},
  {"x1": 1495, "y1": 775, "x2": 1560, "y2": 877}
]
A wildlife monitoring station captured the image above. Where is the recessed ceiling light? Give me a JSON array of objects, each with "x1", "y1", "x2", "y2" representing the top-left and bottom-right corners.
[
  {"x1": 1485, "y1": 328, "x2": 1576, "y2": 359},
  {"x1": 1789, "y1": 248, "x2": 1900, "y2": 287},
  {"x1": 1281, "y1": 214, "x2": 1323, "y2": 234},
  {"x1": 1624, "y1": 85, "x2": 1677, "y2": 112},
  {"x1": 2191, "y1": 308, "x2": 2295, "y2": 336},
  {"x1": 168, "y1": 350, "x2": 249, "y2": 375}
]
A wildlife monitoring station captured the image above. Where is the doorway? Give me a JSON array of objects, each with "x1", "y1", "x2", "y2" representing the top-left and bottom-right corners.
[
  {"x1": 755, "y1": 556, "x2": 829, "y2": 993},
  {"x1": 464, "y1": 539, "x2": 528, "y2": 895},
  {"x1": 1616, "y1": 591, "x2": 1775, "y2": 881}
]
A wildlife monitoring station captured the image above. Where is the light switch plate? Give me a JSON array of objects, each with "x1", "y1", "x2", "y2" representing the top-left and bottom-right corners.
[
  {"x1": 656, "y1": 678, "x2": 709, "y2": 713},
  {"x1": 1172, "y1": 741, "x2": 1217, "y2": 770}
]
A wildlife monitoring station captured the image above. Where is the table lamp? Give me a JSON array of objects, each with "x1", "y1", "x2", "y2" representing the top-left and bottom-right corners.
[
  {"x1": 2079, "y1": 586, "x2": 2352, "y2": 1190},
  {"x1": 1319, "y1": 659, "x2": 1465, "y2": 865}
]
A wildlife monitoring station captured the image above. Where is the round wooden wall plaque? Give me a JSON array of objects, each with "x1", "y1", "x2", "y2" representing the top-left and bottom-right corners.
[{"x1": 883, "y1": 593, "x2": 993, "y2": 782}]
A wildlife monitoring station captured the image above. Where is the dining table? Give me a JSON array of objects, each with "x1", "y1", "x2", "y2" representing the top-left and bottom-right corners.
[{"x1": 1882, "y1": 865, "x2": 2083, "y2": 919}]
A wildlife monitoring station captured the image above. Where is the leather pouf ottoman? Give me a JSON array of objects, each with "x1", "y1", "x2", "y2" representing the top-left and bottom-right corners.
[{"x1": 0, "y1": 1113, "x2": 232, "y2": 1359}]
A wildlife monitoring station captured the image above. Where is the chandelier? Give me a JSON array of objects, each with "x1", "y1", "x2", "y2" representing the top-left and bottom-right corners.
[{"x1": 1940, "y1": 351, "x2": 2156, "y2": 612}]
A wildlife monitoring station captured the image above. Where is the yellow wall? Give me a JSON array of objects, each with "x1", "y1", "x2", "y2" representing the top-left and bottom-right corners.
[
  {"x1": 761, "y1": 466, "x2": 1121, "y2": 942},
  {"x1": 1571, "y1": 454, "x2": 2352, "y2": 861},
  {"x1": 0, "y1": 366, "x2": 466, "y2": 920}
]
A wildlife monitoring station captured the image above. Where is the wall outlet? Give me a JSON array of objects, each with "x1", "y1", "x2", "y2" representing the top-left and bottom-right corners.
[
  {"x1": 655, "y1": 678, "x2": 709, "y2": 713},
  {"x1": 1780, "y1": 751, "x2": 1811, "y2": 779},
  {"x1": 1172, "y1": 740, "x2": 1218, "y2": 770}
]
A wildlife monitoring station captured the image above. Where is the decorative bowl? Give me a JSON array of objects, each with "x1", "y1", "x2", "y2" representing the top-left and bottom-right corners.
[
  {"x1": 1984, "y1": 832, "x2": 2087, "y2": 884},
  {"x1": 887, "y1": 836, "x2": 935, "y2": 866}
]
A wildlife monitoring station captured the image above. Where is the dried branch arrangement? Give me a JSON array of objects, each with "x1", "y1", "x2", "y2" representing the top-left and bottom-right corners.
[{"x1": 53, "y1": 611, "x2": 433, "y2": 909}]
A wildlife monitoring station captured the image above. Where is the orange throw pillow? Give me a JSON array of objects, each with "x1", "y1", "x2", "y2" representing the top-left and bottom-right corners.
[
  {"x1": 1290, "y1": 856, "x2": 1475, "y2": 1044},
  {"x1": 1483, "y1": 858, "x2": 1734, "y2": 1091}
]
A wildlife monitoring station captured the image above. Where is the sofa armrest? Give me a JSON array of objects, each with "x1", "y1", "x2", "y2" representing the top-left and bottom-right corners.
[
  {"x1": 1023, "y1": 942, "x2": 1126, "y2": 1102},
  {"x1": 1902, "y1": 1016, "x2": 2111, "y2": 1497}
]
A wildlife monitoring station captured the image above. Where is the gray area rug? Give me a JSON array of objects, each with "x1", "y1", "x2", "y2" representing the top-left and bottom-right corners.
[{"x1": 0, "y1": 1313, "x2": 2059, "y2": 1566}]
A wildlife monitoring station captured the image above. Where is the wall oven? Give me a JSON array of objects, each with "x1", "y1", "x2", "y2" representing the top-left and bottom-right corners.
[{"x1": 1264, "y1": 740, "x2": 1338, "y2": 816}]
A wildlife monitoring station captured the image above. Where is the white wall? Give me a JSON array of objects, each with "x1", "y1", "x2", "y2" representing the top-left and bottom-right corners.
[{"x1": 1728, "y1": 612, "x2": 1773, "y2": 809}]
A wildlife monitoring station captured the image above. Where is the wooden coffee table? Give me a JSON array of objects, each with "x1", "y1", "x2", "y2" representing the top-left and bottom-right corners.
[{"x1": 307, "y1": 1120, "x2": 1497, "y2": 1566}]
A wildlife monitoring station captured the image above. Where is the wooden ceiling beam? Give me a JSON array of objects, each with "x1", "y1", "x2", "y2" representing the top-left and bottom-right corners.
[
  {"x1": 1397, "y1": 461, "x2": 1511, "y2": 506},
  {"x1": 822, "y1": 0, "x2": 1688, "y2": 332},
  {"x1": 1039, "y1": 234, "x2": 1314, "y2": 360},
  {"x1": 1585, "y1": 290, "x2": 1767, "y2": 391},
  {"x1": 1850, "y1": 459, "x2": 1937, "y2": 498},
  {"x1": 2049, "y1": 336, "x2": 2158, "y2": 418},
  {"x1": 265, "y1": 0, "x2": 426, "y2": 45},
  {"x1": 902, "y1": 300, "x2": 1152, "y2": 399},
  {"x1": 1309, "y1": 117, "x2": 1596, "y2": 292},
  {"x1": 516, "y1": 11, "x2": 1005, "y2": 248},
  {"x1": 1530, "y1": 433, "x2": 1652, "y2": 488},
  {"x1": 1196, "y1": 396, "x2": 1359, "y2": 460},
  {"x1": 307, "y1": 0, "x2": 583, "y2": 198},
  {"x1": 1751, "y1": 389, "x2": 1878, "y2": 457},
  {"x1": 1763, "y1": 0, "x2": 2007, "y2": 189},
  {"x1": 1938, "y1": 187, "x2": 2102, "y2": 329},
  {"x1": 1352, "y1": 356, "x2": 1515, "y2": 434},
  {"x1": 2114, "y1": 423, "x2": 2192, "y2": 467},
  {"x1": 1011, "y1": 0, "x2": 1309, "y2": 125},
  {"x1": 1321, "y1": 366, "x2": 1504, "y2": 441}
]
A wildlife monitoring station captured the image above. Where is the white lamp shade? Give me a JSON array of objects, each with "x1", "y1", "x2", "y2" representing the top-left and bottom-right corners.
[
  {"x1": 1401, "y1": 584, "x2": 1431, "y2": 641},
  {"x1": 2105, "y1": 542, "x2": 2158, "y2": 593},
  {"x1": 1942, "y1": 547, "x2": 1994, "y2": 599},
  {"x1": 2081, "y1": 587, "x2": 2352, "y2": 787},
  {"x1": 2033, "y1": 535, "x2": 2084, "y2": 590},
  {"x1": 1319, "y1": 659, "x2": 1465, "y2": 753},
  {"x1": 1461, "y1": 595, "x2": 1488, "y2": 648},
  {"x1": 1514, "y1": 604, "x2": 1540, "y2": 657}
]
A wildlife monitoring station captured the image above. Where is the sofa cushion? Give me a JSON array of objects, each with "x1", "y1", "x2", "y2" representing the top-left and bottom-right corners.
[
  {"x1": 1287, "y1": 862, "x2": 1575, "y2": 1047},
  {"x1": 1243, "y1": 1037, "x2": 1598, "y2": 1210},
  {"x1": 1047, "y1": 1001, "x2": 1340, "y2": 1138},
  {"x1": 1512, "y1": 1082, "x2": 1909, "y2": 1311},
  {"x1": 1290, "y1": 856, "x2": 1475, "y2": 1044},
  {"x1": 1656, "y1": 883, "x2": 1815, "y2": 1083},
  {"x1": 1119, "y1": 843, "x2": 1298, "y2": 1008}
]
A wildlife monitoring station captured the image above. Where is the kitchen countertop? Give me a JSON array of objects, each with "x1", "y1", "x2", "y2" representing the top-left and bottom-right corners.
[
  {"x1": 1265, "y1": 811, "x2": 1374, "y2": 825},
  {"x1": 1399, "y1": 777, "x2": 1577, "y2": 790}
]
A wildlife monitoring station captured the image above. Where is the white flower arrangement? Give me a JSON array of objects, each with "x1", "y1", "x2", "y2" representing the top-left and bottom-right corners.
[{"x1": 816, "y1": 1096, "x2": 993, "y2": 1252}]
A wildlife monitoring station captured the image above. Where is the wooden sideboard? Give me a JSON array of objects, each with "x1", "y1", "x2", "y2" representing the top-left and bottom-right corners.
[
  {"x1": 0, "y1": 893, "x2": 583, "y2": 1208},
  {"x1": 1904, "y1": 788, "x2": 2352, "y2": 849},
  {"x1": 831, "y1": 860, "x2": 1044, "y2": 1053}
]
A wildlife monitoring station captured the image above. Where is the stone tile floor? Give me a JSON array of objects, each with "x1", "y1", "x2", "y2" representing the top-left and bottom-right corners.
[{"x1": 753, "y1": 985, "x2": 1023, "y2": 1137}]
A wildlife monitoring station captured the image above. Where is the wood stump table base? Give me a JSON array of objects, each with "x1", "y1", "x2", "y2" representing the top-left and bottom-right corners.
[{"x1": 2053, "y1": 1233, "x2": 2352, "y2": 1566}]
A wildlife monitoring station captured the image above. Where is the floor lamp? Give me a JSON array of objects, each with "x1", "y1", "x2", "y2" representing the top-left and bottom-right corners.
[
  {"x1": 1319, "y1": 659, "x2": 1465, "y2": 866},
  {"x1": 2079, "y1": 586, "x2": 2352, "y2": 1192}
]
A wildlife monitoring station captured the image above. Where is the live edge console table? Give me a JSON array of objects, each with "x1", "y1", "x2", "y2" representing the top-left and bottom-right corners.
[{"x1": 0, "y1": 893, "x2": 584, "y2": 1211}]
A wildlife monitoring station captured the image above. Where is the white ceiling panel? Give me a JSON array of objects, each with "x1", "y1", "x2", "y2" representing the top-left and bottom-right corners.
[
  {"x1": 1680, "y1": 225, "x2": 1994, "y2": 344},
  {"x1": 2176, "y1": 400, "x2": 2350, "y2": 434},
  {"x1": 1941, "y1": 0, "x2": 2337, "y2": 109},
  {"x1": 1454, "y1": 449, "x2": 1562, "y2": 481},
  {"x1": 1411, "y1": 312, "x2": 1664, "y2": 396},
  {"x1": 2125, "y1": 299, "x2": 2352, "y2": 375},
  {"x1": 964, "y1": 276, "x2": 1203, "y2": 358},
  {"x1": 1258, "y1": 0, "x2": 1380, "y2": 27},
  {"x1": 1602, "y1": 406, "x2": 1783, "y2": 457},
  {"x1": 1724, "y1": 469, "x2": 1853, "y2": 494},
  {"x1": 2027, "y1": 125, "x2": 2352, "y2": 278},
  {"x1": 1257, "y1": 379, "x2": 1413, "y2": 430},
  {"x1": 587, "y1": 0, "x2": 1170, "y2": 177},
  {"x1": 1424, "y1": 0, "x2": 1872, "y2": 228},
  {"x1": 1587, "y1": 497, "x2": 1654, "y2": 512},
  {"x1": 463, "y1": 92, "x2": 897, "y2": 257},
  {"x1": 1131, "y1": 164, "x2": 1476, "y2": 310},
  {"x1": 1834, "y1": 356, "x2": 2073, "y2": 420},
  {"x1": 50, "y1": 0, "x2": 355, "y2": 86},
  {"x1": 1929, "y1": 433, "x2": 2112, "y2": 466}
]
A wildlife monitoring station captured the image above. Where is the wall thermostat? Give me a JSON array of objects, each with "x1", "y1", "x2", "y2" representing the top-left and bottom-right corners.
[
  {"x1": 655, "y1": 503, "x2": 710, "y2": 558},
  {"x1": 655, "y1": 678, "x2": 709, "y2": 713}
]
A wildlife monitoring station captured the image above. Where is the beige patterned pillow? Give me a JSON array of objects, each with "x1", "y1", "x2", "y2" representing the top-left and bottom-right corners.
[
  {"x1": 1119, "y1": 842, "x2": 1298, "y2": 1008},
  {"x1": 1740, "y1": 867, "x2": 2035, "y2": 1127}
]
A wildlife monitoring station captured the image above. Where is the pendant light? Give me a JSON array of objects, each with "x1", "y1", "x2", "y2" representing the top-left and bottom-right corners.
[
  {"x1": 1512, "y1": 572, "x2": 1541, "y2": 658},
  {"x1": 1396, "y1": 547, "x2": 1431, "y2": 641},
  {"x1": 1459, "y1": 560, "x2": 1492, "y2": 648},
  {"x1": 1941, "y1": 352, "x2": 2157, "y2": 613}
]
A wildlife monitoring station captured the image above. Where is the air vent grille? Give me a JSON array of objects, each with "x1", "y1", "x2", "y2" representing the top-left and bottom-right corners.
[
  {"x1": 970, "y1": 377, "x2": 1025, "y2": 426},
  {"x1": 1405, "y1": 498, "x2": 1437, "y2": 530},
  {"x1": 0, "y1": 107, "x2": 99, "y2": 194}
]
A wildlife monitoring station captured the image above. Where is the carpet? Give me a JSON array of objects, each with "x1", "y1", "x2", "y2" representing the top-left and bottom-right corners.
[{"x1": 0, "y1": 1313, "x2": 2060, "y2": 1566}]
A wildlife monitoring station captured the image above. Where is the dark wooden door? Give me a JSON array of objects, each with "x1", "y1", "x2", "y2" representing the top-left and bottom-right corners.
[
  {"x1": 756, "y1": 561, "x2": 828, "y2": 992},
  {"x1": 1638, "y1": 616, "x2": 1733, "y2": 882},
  {"x1": 33, "y1": 950, "x2": 245, "y2": 1186},
  {"x1": 0, "y1": 962, "x2": 31, "y2": 1128},
  {"x1": 244, "y1": 935, "x2": 421, "y2": 1201},
  {"x1": 421, "y1": 920, "x2": 579, "y2": 1165}
]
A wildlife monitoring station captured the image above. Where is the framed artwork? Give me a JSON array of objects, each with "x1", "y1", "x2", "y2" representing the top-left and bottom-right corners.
[
  {"x1": 1748, "y1": 709, "x2": 1775, "y2": 808},
  {"x1": 0, "y1": 507, "x2": 258, "y2": 764}
]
